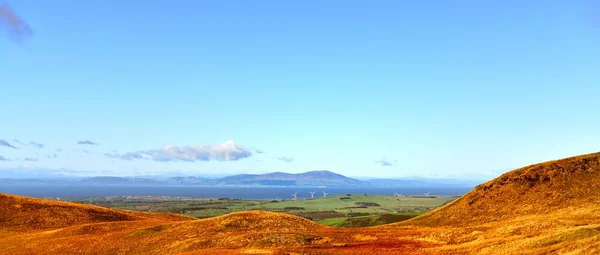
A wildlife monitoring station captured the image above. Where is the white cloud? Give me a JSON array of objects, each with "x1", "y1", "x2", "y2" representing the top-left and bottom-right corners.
[
  {"x1": 77, "y1": 140, "x2": 98, "y2": 145},
  {"x1": 125, "y1": 140, "x2": 253, "y2": 162},
  {"x1": 104, "y1": 152, "x2": 144, "y2": 161},
  {"x1": 375, "y1": 158, "x2": 397, "y2": 167},
  {"x1": 277, "y1": 156, "x2": 294, "y2": 163}
]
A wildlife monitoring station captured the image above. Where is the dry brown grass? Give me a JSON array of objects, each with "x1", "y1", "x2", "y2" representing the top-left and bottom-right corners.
[
  {"x1": 2, "y1": 152, "x2": 600, "y2": 254},
  {"x1": 0, "y1": 193, "x2": 194, "y2": 232},
  {"x1": 402, "y1": 152, "x2": 600, "y2": 227}
]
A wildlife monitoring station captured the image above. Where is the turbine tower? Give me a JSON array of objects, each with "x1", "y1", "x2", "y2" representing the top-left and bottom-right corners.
[
  {"x1": 292, "y1": 192, "x2": 298, "y2": 200},
  {"x1": 322, "y1": 191, "x2": 329, "y2": 198},
  {"x1": 309, "y1": 191, "x2": 316, "y2": 199}
]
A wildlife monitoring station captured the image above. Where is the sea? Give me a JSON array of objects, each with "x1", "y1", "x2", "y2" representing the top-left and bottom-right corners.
[{"x1": 0, "y1": 184, "x2": 471, "y2": 199}]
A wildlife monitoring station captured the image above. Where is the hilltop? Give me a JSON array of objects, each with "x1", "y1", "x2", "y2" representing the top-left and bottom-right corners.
[
  {"x1": 404, "y1": 152, "x2": 600, "y2": 226},
  {"x1": 392, "y1": 152, "x2": 600, "y2": 254}
]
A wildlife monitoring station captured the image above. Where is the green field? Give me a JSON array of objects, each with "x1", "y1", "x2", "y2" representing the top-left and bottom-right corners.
[{"x1": 71, "y1": 194, "x2": 456, "y2": 227}]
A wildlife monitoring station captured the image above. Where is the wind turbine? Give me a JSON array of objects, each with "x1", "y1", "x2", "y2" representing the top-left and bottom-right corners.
[
  {"x1": 424, "y1": 192, "x2": 430, "y2": 196},
  {"x1": 309, "y1": 191, "x2": 316, "y2": 199},
  {"x1": 394, "y1": 193, "x2": 403, "y2": 197},
  {"x1": 322, "y1": 191, "x2": 329, "y2": 198},
  {"x1": 292, "y1": 192, "x2": 298, "y2": 200}
]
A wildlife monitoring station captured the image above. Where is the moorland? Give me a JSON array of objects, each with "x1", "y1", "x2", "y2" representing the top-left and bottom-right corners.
[{"x1": 2, "y1": 152, "x2": 600, "y2": 254}]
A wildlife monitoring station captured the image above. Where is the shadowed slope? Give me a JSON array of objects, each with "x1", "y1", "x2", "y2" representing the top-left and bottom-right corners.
[
  {"x1": 0, "y1": 193, "x2": 194, "y2": 231},
  {"x1": 403, "y1": 152, "x2": 600, "y2": 227}
]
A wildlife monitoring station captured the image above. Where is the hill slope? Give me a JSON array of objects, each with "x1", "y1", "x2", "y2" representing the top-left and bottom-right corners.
[
  {"x1": 404, "y1": 152, "x2": 600, "y2": 227},
  {"x1": 0, "y1": 193, "x2": 193, "y2": 232},
  {"x1": 388, "y1": 152, "x2": 600, "y2": 254}
]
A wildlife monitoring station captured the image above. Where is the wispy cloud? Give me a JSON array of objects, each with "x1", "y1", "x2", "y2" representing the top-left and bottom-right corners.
[
  {"x1": 22, "y1": 157, "x2": 37, "y2": 162},
  {"x1": 0, "y1": 1, "x2": 33, "y2": 43},
  {"x1": 55, "y1": 148, "x2": 63, "y2": 152},
  {"x1": 10, "y1": 140, "x2": 44, "y2": 149},
  {"x1": 133, "y1": 140, "x2": 253, "y2": 162},
  {"x1": 104, "y1": 152, "x2": 144, "y2": 161},
  {"x1": 46, "y1": 154, "x2": 58, "y2": 159},
  {"x1": 0, "y1": 139, "x2": 17, "y2": 149},
  {"x1": 77, "y1": 140, "x2": 98, "y2": 145},
  {"x1": 0, "y1": 155, "x2": 9, "y2": 161},
  {"x1": 277, "y1": 156, "x2": 294, "y2": 163},
  {"x1": 28, "y1": 141, "x2": 44, "y2": 149},
  {"x1": 375, "y1": 159, "x2": 397, "y2": 167}
]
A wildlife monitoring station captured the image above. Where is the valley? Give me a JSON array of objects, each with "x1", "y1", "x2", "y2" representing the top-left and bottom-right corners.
[{"x1": 67, "y1": 194, "x2": 456, "y2": 227}]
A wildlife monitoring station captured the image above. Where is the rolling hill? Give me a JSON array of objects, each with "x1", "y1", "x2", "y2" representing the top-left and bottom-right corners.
[
  {"x1": 0, "y1": 193, "x2": 193, "y2": 232},
  {"x1": 404, "y1": 152, "x2": 600, "y2": 226},
  {"x1": 1, "y1": 152, "x2": 600, "y2": 254}
]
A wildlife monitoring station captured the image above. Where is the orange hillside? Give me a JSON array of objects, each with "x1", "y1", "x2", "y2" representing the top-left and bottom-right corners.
[{"x1": 1, "y1": 152, "x2": 600, "y2": 254}]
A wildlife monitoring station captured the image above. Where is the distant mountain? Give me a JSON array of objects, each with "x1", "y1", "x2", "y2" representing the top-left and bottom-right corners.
[
  {"x1": 79, "y1": 177, "x2": 163, "y2": 185},
  {"x1": 217, "y1": 170, "x2": 367, "y2": 187},
  {"x1": 54, "y1": 171, "x2": 366, "y2": 187},
  {"x1": 2, "y1": 170, "x2": 477, "y2": 188},
  {"x1": 0, "y1": 178, "x2": 74, "y2": 185},
  {"x1": 366, "y1": 179, "x2": 429, "y2": 187},
  {"x1": 366, "y1": 178, "x2": 478, "y2": 188},
  {"x1": 167, "y1": 176, "x2": 214, "y2": 185}
]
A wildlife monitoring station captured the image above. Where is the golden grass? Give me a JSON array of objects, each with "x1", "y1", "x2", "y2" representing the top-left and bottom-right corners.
[{"x1": 2, "y1": 152, "x2": 600, "y2": 254}]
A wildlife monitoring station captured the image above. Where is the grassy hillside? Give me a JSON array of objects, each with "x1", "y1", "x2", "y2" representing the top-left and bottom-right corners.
[
  {"x1": 0, "y1": 193, "x2": 193, "y2": 232},
  {"x1": 2, "y1": 152, "x2": 600, "y2": 254},
  {"x1": 404, "y1": 152, "x2": 600, "y2": 227}
]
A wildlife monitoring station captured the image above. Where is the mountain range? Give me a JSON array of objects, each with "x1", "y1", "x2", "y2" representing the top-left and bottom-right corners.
[{"x1": 0, "y1": 170, "x2": 475, "y2": 188}]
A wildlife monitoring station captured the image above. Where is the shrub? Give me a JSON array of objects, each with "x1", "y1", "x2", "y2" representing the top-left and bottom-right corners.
[
  {"x1": 355, "y1": 202, "x2": 380, "y2": 207},
  {"x1": 283, "y1": 206, "x2": 304, "y2": 210}
]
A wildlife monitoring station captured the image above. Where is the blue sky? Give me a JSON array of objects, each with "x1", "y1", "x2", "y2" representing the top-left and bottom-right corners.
[{"x1": 1, "y1": 1, "x2": 599, "y2": 179}]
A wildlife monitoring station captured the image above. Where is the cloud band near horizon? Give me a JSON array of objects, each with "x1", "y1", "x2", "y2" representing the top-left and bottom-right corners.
[{"x1": 104, "y1": 140, "x2": 253, "y2": 162}]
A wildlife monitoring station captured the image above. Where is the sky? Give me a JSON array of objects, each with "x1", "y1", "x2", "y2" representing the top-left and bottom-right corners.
[{"x1": 1, "y1": 0, "x2": 600, "y2": 180}]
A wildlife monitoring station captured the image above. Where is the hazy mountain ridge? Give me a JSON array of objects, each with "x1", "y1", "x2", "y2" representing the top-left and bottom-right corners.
[
  {"x1": 0, "y1": 170, "x2": 477, "y2": 188},
  {"x1": 217, "y1": 170, "x2": 366, "y2": 186},
  {"x1": 366, "y1": 178, "x2": 480, "y2": 188},
  {"x1": 79, "y1": 177, "x2": 163, "y2": 185}
]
